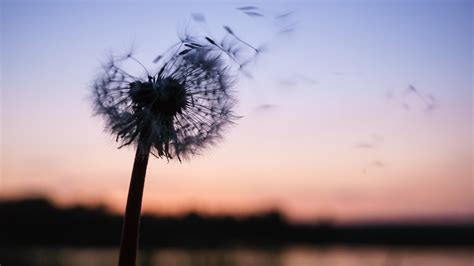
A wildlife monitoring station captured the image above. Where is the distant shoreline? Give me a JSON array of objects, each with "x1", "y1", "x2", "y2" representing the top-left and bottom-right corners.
[{"x1": 2, "y1": 198, "x2": 473, "y2": 247}]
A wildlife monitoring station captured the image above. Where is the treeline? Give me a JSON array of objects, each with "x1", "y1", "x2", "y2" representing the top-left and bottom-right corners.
[{"x1": 1, "y1": 198, "x2": 473, "y2": 247}]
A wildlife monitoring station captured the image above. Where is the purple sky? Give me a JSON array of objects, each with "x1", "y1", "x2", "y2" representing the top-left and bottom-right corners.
[{"x1": 1, "y1": 0, "x2": 472, "y2": 222}]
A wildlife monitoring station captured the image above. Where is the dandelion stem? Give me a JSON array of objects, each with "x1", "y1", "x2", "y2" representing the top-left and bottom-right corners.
[{"x1": 118, "y1": 136, "x2": 151, "y2": 266}]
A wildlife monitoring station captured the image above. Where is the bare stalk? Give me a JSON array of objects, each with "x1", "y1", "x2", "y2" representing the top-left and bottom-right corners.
[{"x1": 118, "y1": 140, "x2": 151, "y2": 266}]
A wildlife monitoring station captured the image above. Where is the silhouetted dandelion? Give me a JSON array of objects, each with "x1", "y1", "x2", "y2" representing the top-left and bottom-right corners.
[
  {"x1": 94, "y1": 46, "x2": 237, "y2": 161},
  {"x1": 92, "y1": 28, "x2": 259, "y2": 266}
]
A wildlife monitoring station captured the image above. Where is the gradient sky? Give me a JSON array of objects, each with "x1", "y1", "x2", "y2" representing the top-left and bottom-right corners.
[{"x1": 1, "y1": 0, "x2": 472, "y2": 223}]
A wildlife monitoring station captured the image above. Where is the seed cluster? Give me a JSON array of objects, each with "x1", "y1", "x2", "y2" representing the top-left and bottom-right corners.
[{"x1": 93, "y1": 45, "x2": 237, "y2": 161}]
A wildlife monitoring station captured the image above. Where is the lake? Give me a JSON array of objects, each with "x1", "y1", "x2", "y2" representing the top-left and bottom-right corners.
[{"x1": 2, "y1": 246, "x2": 473, "y2": 266}]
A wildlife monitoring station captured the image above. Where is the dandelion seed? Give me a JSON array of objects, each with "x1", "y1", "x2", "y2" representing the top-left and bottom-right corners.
[
  {"x1": 152, "y1": 55, "x2": 162, "y2": 63},
  {"x1": 355, "y1": 143, "x2": 374, "y2": 149},
  {"x1": 278, "y1": 27, "x2": 296, "y2": 35},
  {"x1": 372, "y1": 160, "x2": 385, "y2": 167},
  {"x1": 275, "y1": 11, "x2": 294, "y2": 19},
  {"x1": 223, "y1": 25, "x2": 234, "y2": 35},
  {"x1": 223, "y1": 25, "x2": 259, "y2": 53},
  {"x1": 178, "y1": 49, "x2": 192, "y2": 55},
  {"x1": 256, "y1": 104, "x2": 277, "y2": 111},
  {"x1": 191, "y1": 13, "x2": 206, "y2": 22},
  {"x1": 244, "y1": 11, "x2": 264, "y2": 17},
  {"x1": 205, "y1": 37, "x2": 217, "y2": 46},
  {"x1": 237, "y1": 6, "x2": 258, "y2": 11}
]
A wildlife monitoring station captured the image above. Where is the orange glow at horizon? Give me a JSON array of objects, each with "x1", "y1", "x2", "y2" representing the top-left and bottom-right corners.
[{"x1": 1, "y1": 1, "x2": 472, "y2": 224}]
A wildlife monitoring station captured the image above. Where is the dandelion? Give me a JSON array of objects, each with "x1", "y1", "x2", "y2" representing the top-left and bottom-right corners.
[
  {"x1": 92, "y1": 30, "x2": 258, "y2": 266},
  {"x1": 94, "y1": 48, "x2": 237, "y2": 162}
]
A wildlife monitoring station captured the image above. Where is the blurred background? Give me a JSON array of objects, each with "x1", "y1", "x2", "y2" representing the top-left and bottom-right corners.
[{"x1": 1, "y1": 0, "x2": 472, "y2": 265}]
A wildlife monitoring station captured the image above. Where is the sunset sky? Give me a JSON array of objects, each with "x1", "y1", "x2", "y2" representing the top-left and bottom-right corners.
[{"x1": 1, "y1": 0, "x2": 472, "y2": 223}]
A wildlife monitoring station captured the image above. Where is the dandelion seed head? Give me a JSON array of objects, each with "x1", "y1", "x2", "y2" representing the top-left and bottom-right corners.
[{"x1": 93, "y1": 44, "x2": 241, "y2": 161}]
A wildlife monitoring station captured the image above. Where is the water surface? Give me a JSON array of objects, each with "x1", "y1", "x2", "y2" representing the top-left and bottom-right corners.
[{"x1": 2, "y1": 246, "x2": 473, "y2": 266}]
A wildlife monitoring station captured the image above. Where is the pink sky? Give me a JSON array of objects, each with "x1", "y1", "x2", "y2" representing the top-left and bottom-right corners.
[{"x1": 1, "y1": 1, "x2": 472, "y2": 223}]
